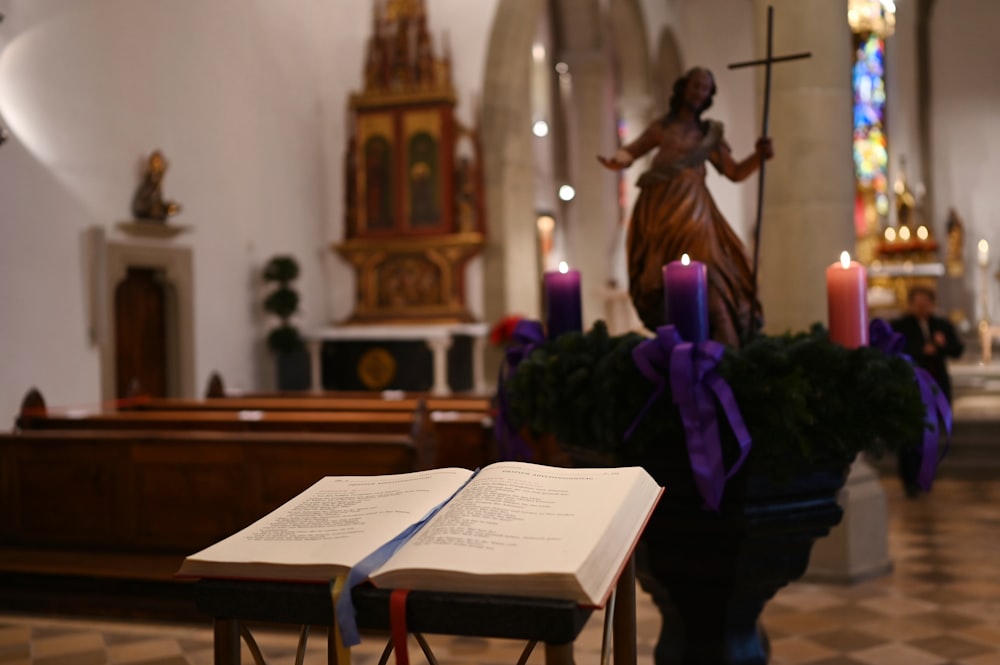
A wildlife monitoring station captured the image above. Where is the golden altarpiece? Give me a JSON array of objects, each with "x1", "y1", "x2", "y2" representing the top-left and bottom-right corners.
[
  {"x1": 314, "y1": 0, "x2": 487, "y2": 395},
  {"x1": 335, "y1": 0, "x2": 485, "y2": 324}
]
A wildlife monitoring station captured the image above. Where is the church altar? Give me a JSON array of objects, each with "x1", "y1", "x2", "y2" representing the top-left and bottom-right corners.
[
  {"x1": 866, "y1": 261, "x2": 946, "y2": 315},
  {"x1": 951, "y1": 358, "x2": 1000, "y2": 395},
  {"x1": 331, "y1": 0, "x2": 486, "y2": 328},
  {"x1": 315, "y1": 0, "x2": 488, "y2": 397},
  {"x1": 305, "y1": 322, "x2": 489, "y2": 395}
]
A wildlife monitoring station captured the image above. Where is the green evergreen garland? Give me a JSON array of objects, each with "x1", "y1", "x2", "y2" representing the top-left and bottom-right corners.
[{"x1": 502, "y1": 321, "x2": 928, "y2": 480}]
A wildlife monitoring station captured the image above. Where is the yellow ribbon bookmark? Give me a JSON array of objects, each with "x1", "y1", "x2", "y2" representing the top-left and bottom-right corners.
[{"x1": 330, "y1": 576, "x2": 352, "y2": 665}]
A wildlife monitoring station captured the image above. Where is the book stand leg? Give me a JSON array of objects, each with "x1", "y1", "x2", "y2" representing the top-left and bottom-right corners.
[
  {"x1": 214, "y1": 619, "x2": 240, "y2": 665},
  {"x1": 544, "y1": 642, "x2": 574, "y2": 664},
  {"x1": 516, "y1": 640, "x2": 539, "y2": 665},
  {"x1": 198, "y1": 554, "x2": 638, "y2": 665},
  {"x1": 613, "y1": 556, "x2": 637, "y2": 665}
]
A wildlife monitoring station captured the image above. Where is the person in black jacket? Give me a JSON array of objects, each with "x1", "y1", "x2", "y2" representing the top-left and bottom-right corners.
[{"x1": 890, "y1": 285, "x2": 965, "y2": 496}]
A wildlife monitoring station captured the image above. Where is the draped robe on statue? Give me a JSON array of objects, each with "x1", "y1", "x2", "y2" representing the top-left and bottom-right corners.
[{"x1": 626, "y1": 120, "x2": 760, "y2": 347}]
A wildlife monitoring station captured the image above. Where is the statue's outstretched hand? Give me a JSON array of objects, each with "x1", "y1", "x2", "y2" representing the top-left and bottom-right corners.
[
  {"x1": 597, "y1": 154, "x2": 621, "y2": 170},
  {"x1": 756, "y1": 137, "x2": 774, "y2": 161}
]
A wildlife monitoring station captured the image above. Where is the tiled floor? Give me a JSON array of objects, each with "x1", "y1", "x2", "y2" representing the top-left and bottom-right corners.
[{"x1": 1, "y1": 474, "x2": 998, "y2": 665}]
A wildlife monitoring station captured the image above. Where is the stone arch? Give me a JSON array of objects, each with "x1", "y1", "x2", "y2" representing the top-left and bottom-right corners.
[
  {"x1": 606, "y1": 0, "x2": 656, "y2": 292},
  {"x1": 480, "y1": 0, "x2": 547, "y2": 334},
  {"x1": 609, "y1": 0, "x2": 653, "y2": 109},
  {"x1": 482, "y1": 0, "x2": 635, "y2": 339},
  {"x1": 654, "y1": 27, "x2": 685, "y2": 113}
]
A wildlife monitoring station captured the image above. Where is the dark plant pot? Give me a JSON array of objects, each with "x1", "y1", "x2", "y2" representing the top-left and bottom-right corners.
[
  {"x1": 634, "y1": 449, "x2": 848, "y2": 665},
  {"x1": 275, "y1": 349, "x2": 311, "y2": 391},
  {"x1": 534, "y1": 436, "x2": 848, "y2": 665}
]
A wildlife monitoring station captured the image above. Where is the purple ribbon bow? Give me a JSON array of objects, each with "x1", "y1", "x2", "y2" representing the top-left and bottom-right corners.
[
  {"x1": 869, "y1": 318, "x2": 952, "y2": 491},
  {"x1": 626, "y1": 325, "x2": 752, "y2": 511},
  {"x1": 494, "y1": 319, "x2": 546, "y2": 461}
]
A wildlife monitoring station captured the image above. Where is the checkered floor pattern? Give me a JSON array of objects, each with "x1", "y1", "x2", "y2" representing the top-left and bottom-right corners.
[{"x1": 2, "y1": 475, "x2": 999, "y2": 665}]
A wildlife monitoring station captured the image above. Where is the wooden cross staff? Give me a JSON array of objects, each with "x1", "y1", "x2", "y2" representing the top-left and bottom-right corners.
[{"x1": 728, "y1": 5, "x2": 811, "y2": 330}]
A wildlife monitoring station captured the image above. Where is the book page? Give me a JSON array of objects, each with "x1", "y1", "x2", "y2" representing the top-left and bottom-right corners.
[
  {"x1": 373, "y1": 462, "x2": 656, "y2": 582},
  {"x1": 178, "y1": 467, "x2": 472, "y2": 580}
]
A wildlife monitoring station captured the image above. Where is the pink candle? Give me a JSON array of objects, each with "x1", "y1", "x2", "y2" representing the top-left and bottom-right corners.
[
  {"x1": 662, "y1": 254, "x2": 709, "y2": 343},
  {"x1": 826, "y1": 251, "x2": 868, "y2": 348}
]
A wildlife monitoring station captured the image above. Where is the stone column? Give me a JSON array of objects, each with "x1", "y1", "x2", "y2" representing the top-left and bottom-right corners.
[
  {"x1": 753, "y1": 0, "x2": 856, "y2": 334},
  {"x1": 804, "y1": 456, "x2": 893, "y2": 583},
  {"x1": 559, "y1": 49, "x2": 620, "y2": 328},
  {"x1": 754, "y1": 0, "x2": 892, "y2": 583},
  {"x1": 471, "y1": 334, "x2": 489, "y2": 394},
  {"x1": 425, "y1": 335, "x2": 454, "y2": 396},
  {"x1": 307, "y1": 338, "x2": 323, "y2": 393},
  {"x1": 480, "y1": 0, "x2": 546, "y2": 378}
]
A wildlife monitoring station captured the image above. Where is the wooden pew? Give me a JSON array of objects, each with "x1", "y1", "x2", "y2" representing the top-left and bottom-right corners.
[
  {"x1": 2, "y1": 388, "x2": 497, "y2": 620},
  {"x1": 0, "y1": 428, "x2": 417, "y2": 553},
  {"x1": 124, "y1": 393, "x2": 497, "y2": 468},
  {"x1": 17, "y1": 391, "x2": 495, "y2": 470},
  {"x1": 0, "y1": 426, "x2": 417, "y2": 619},
  {"x1": 202, "y1": 370, "x2": 495, "y2": 405},
  {"x1": 128, "y1": 394, "x2": 494, "y2": 414}
]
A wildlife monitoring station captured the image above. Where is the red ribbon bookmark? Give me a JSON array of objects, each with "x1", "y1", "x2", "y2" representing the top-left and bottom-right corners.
[{"x1": 390, "y1": 589, "x2": 411, "y2": 665}]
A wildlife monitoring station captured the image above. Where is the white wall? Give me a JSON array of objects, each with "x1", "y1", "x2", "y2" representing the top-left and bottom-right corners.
[
  {"x1": 0, "y1": 0, "x2": 498, "y2": 418},
  {"x1": 673, "y1": 0, "x2": 758, "y2": 245}
]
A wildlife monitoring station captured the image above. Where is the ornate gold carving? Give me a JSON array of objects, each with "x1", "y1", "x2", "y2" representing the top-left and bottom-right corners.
[
  {"x1": 379, "y1": 255, "x2": 441, "y2": 307},
  {"x1": 334, "y1": 233, "x2": 483, "y2": 323},
  {"x1": 337, "y1": 0, "x2": 483, "y2": 325},
  {"x1": 357, "y1": 347, "x2": 397, "y2": 390},
  {"x1": 385, "y1": 0, "x2": 421, "y2": 21},
  {"x1": 360, "y1": 0, "x2": 452, "y2": 99}
]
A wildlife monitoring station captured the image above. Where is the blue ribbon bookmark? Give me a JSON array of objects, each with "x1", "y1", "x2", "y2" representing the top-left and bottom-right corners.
[{"x1": 334, "y1": 469, "x2": 482, "y2": 646}]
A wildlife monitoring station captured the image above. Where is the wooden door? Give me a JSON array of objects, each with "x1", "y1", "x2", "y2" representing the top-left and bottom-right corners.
[{"x1": 115, "y1": 267, "x2": 168, "y2": 398}]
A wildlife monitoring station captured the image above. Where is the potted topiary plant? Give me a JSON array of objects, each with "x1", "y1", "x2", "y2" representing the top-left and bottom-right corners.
[{"x1": 263, "y1": 255, "x2": 310, "y2": 391}]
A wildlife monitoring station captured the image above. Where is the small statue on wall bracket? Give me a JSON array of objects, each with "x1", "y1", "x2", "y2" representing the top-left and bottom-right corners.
[{"x1": 132, "y1": 150, "x2": 181, "y2": 222}]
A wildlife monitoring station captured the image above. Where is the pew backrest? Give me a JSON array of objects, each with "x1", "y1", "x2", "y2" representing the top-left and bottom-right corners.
[
  {"x1": 0, "y1": 429, "x2": 416, "y2": 552},
  {"x1": 129, "y1": 396, "x2": 494, "y2": 414},
  {"x1": 15, "y1": 406, "x2": 494, "y2": 470}
]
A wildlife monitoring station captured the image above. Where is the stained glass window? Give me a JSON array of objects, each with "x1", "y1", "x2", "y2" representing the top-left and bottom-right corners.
[{"x1": 853, "y1": 32, "x2": 889, "y2": 234}]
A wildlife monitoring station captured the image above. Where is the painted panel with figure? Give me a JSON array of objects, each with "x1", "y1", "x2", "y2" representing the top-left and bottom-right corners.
[
  {"x1": 335, "y1": 0, "x2": 484, "y2": 324},
  {"x1": 356, "y1": 112, "x2": 396, "y2": 233}
]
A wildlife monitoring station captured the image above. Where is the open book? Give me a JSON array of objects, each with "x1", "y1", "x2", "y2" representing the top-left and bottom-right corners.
[{"x1": 177, "y1": 461, "x2": 662, "y2": 607}]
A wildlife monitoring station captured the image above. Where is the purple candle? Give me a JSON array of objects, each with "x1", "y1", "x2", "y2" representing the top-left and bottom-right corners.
[
  {"x1": 543, "y1": 262, "x2": 583, "y2": 338},
  {"x1": 662, "y1": 254, "x2": 709, "y2": 342}
]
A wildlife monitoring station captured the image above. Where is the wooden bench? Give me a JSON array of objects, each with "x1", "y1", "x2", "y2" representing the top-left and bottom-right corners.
[
  {"x1": 0, "y1": 428, "x2": 417, "y2": 553},
  {"x1": 128, "y1": 395, "x2": 494, "y2": 414},
  {"x1": 202, "y1": 370, "x2": 495, "y2": 403},
  {"x1": 17, "y1": 391, "x2": 496, "y2": 471},
  {"x1": 0, "y1": 426, "x2": 418, "y2": 620}
]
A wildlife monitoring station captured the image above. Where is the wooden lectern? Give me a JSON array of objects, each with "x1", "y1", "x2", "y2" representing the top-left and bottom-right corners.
[{"x1": 195, "y1": 556, "x2": 637, "y2": 665}]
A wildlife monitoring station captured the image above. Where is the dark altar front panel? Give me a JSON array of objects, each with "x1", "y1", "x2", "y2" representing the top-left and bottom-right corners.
[{"x1": 320, "y1": 336, "x2": 474, "y2": 393}]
